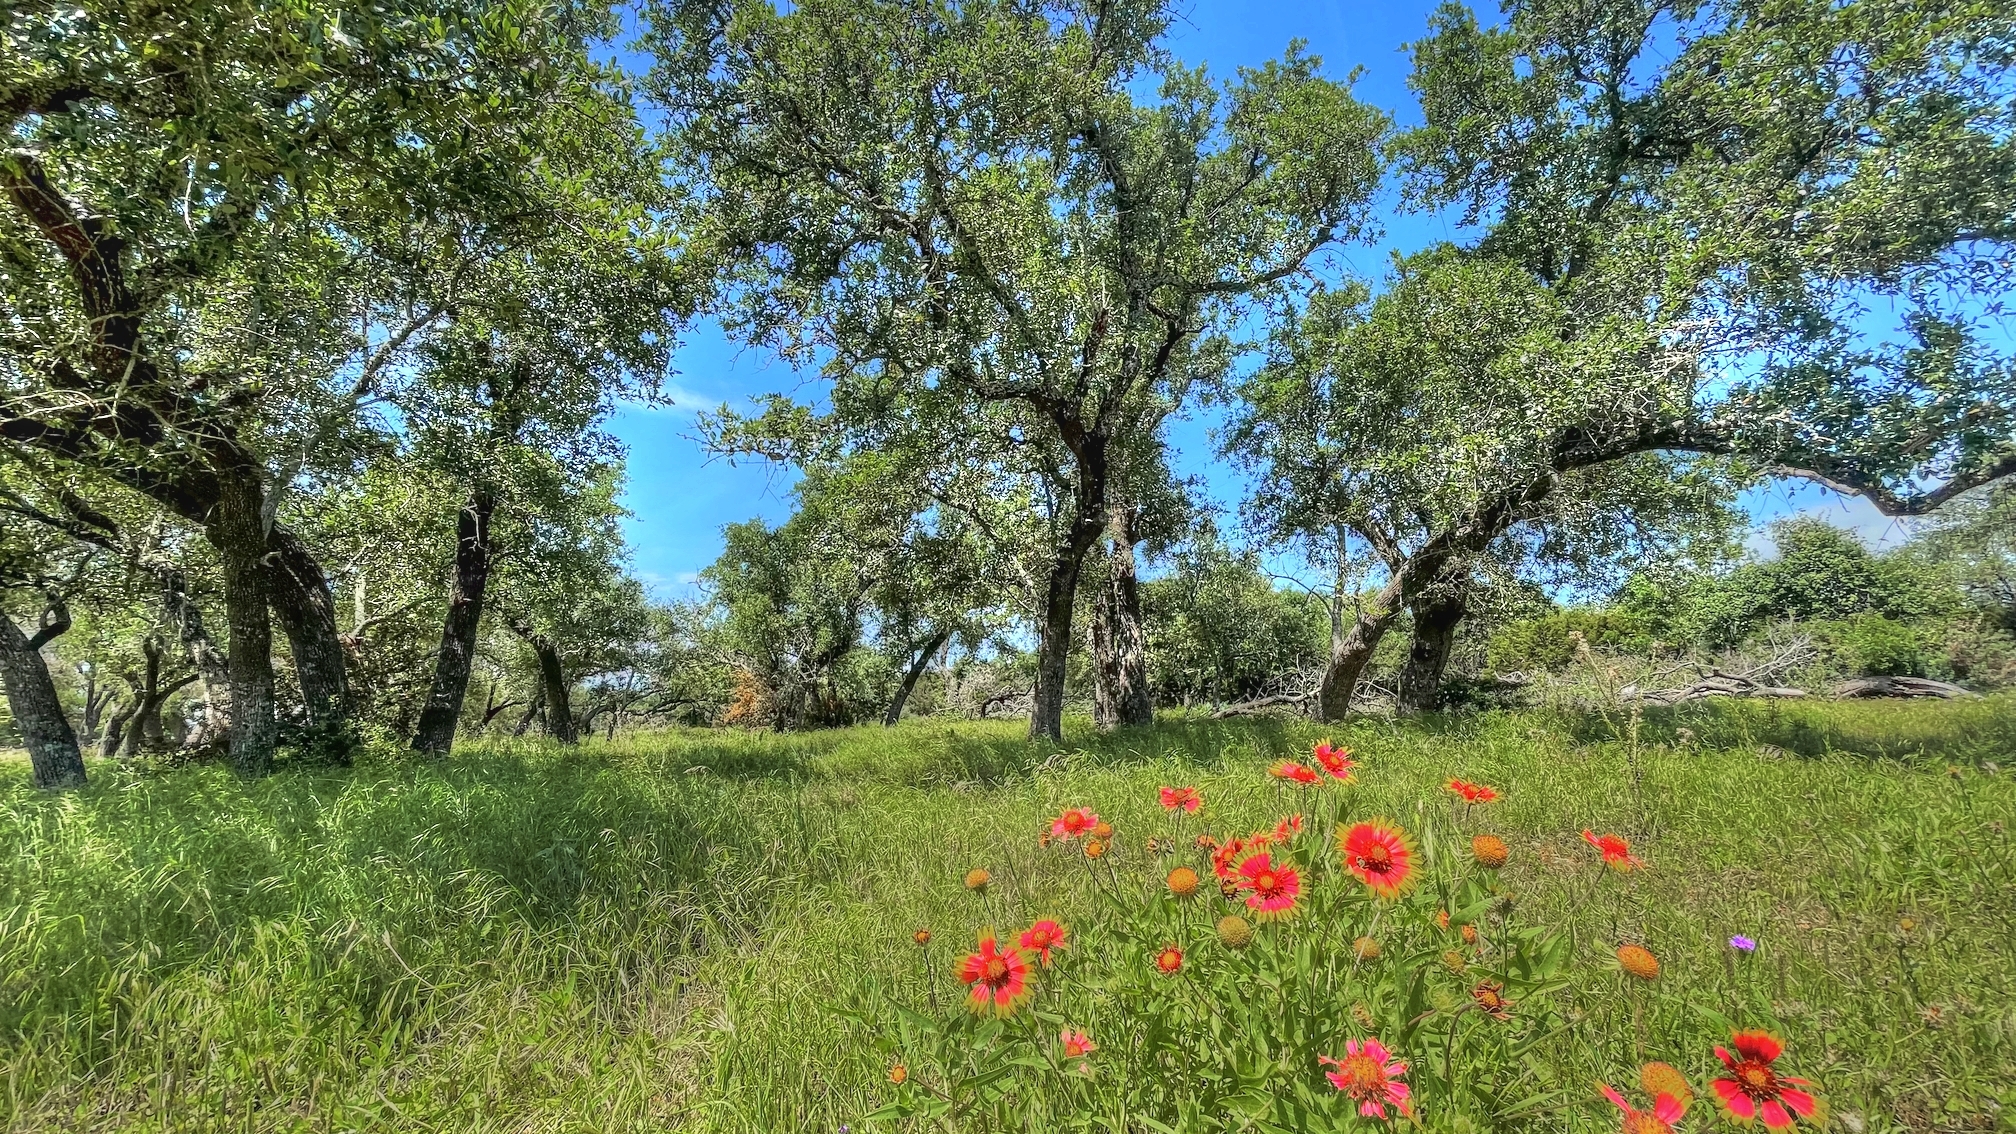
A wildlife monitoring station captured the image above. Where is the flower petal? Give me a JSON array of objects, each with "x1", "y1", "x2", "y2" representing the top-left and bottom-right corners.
[
  {"x1": 1779, "y1": 1088, "x2": 1818, "y2": 1118},
  {"x1": 1601, "y1": 1084, "x2": 1632, "y2": 1112},
  {"x1": 1733, "y1": 1030, "x2": 1784, "y2": 1063},
  {"x1": 1759, "y1": 1100, "x2": 1794, "y2": 1129},
  {"x1": 1654, "y1": 1094, "x2": 1686, "y2": 1124}
]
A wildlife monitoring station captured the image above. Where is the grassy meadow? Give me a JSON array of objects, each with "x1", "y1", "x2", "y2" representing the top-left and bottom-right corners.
[{"x1": 2, "y1": 698, "x2": 2013, "y2": 1133}]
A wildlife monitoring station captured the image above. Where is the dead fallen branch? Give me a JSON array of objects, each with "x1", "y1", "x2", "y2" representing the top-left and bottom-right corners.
[
  {"x1": 1829, "y1": 676, "x2": 1973, "y2": 699},
  {"x1": 1209, "y1": 690, "x2": 1315, "y2": 719},
  {"x1": 1620, "y1": 675, "x2": 1809, "y2": 705}
]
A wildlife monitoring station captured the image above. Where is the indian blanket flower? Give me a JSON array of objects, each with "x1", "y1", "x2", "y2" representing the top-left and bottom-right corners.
[
  {"x1": 1471, "y1": 834, "x2": 1510, "y2": 869},
  {"x1": 1339, "y1": 820, "x2": 1419, "y2": 899},
  {"x1": 1446, "y1": 778, "x2": 1500, "y2": 804},
  {"x1": 1154, "y1": 945, "x2": 1184, "y2": 974},
  {"x1": 1159, "y1": 785, "x2": 1202, "y2": 812},
  {"x1": 1051, "y1": 808, "x2": 1100, "y2": 841},
  {"x1": 912, "y1": 929, "x2": 931, "y2": 946},
  {"x1": 1711, "y1": 1030, "x2": 1823, "y2": 1129},
  {"x1": 1018, "y1": 919, "x2": 1067, "y2": 966},
  {"x1": 1314, "y1": 741, "x2": 1358, "y2": 781},
  {"x1": 1640, "y1": 1062, "x2": 1692, "y2": 1106},
  {"x1": 963, "y1": 868, "x2": 991, "y2": 891},
  {"x1": 889, "y1": 1063, "x2": 907, "y2": 1085},
  {"x1": 1166, "y1": 866, "x2": 1201, "y2": 898},
  {"x1": 1269, "y1": 759, "x2": 1321, "y2": 786},
  {"x1": 1235, "y1": 852, "x2": 1302, "y2": 921},
  {"x1": 1084, "y1": 838, "x2": 1107, "y2": 859},
  {"x1": 1617, "y1": 944, "x2": 1661, "y2": 981},
  {"x1": 1060, "y1": 1029, "x2": 1096, "y2": 1059},
  {"x1": 1092, "y1": 820, "x2": 1114, "y2": 839},
  {"x1": 1353, "y1": 935, "x2": 1382, "y2": 960},
  {"x1": 1273, "y1": 814, "x2": 1305, "y2": 841},
  {"x1": 1730, "y1": 934, "x2": 1758, "y2": 952},
  {"x1": 957, "y1": 936, "x2": 1031, "y2": 1016},
  {"x1": 1216, "y1": 914, "x2": 1255, "y2": 949},
  {"x1": 1319, "y1": 1038, "x2": 1412, "y2": 1120},
  {"x1": 1582, "y1": 829, "x2": 1645, "y2": 872},
  {"x1": 1469, "y1": 981, "x2": 1513, "y2": 1020},
  {"x1": 1602, "y1": 1084, "x2": 1685, "y2": 1134}
]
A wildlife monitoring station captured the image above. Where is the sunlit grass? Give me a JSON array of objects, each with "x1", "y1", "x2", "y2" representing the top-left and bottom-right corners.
[{"x1": 2, "y1": 698, "x2": 2011, "y2": 1132}]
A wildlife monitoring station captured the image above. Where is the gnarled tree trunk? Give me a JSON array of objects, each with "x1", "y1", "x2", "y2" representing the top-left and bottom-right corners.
[
  {"x1": 885, "y1": 626, "x2": 951, "y2": 726},
  {"x1": 210, "y1": 475, "x2": 278, "y2": 777},
  {"x1": 265, "y1": 524, "x2": 349, "y2": 735},
  {"x1": 411, "y1": 490, "x2": 494, "y2": 754},
  {"x1": 159, "y1": 568, "x2": 231, "y2": 749},
  {"x1": 1029, "y1": 440, "x2": 1109, "y2": 743},
  {"x1": 1398, "y1": 581, "x2": 1470, "y2": 713},
  {"x1": 0, "y1": 597, "x2": 86, "y2": 788},
  {"x1": 1316, "y1": 573, "x2": 1405, "y2": 722},
  {"x1": 1089, "y1": 504, "x2": 1152, "y2": 731}
]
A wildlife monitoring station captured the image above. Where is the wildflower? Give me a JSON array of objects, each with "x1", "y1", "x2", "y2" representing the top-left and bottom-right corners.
[
  {"x1": 1441, "y1": 950, "x2": 1468, "y2": 974},
  {"x1": 1319, "y1": 1038, "x2": 1413, "y2": 1120},
  {"x1": 956, "y1": 937, "x2": 1031, "y2": 1016},
  {"x1": 1435, "y1": 909, "x2": 1451, "y2": 930},
  {"x1": 1019, "y1": 920, "x2": 1067, "y2": 966},
  {"x1": 1352, "y1": 936, "x2": 1381, "y2": 961},
  {"x1": 1711, "y1": 1031, "x2": 1824, "y2": 1129},
  {"x1": 1446, "y1": 778, "x2": 1500, "y2": 804},
  {"x1": 1216, "y1": 914, "x2": 1255, "y2": 949},
  {"x1": 1166, "y1": 866, "x2": 1200, "y2": 898},
  {"x1": 1472, "y1": 834, "x2": 1510, "y2": 869},
  {"x1": 1339, "y1": 820, "x2": 1419, "y2": 899},
  {"x1": 1461, "y1": 924, "x2": 1479, "y2": 945},
  {"x1": 1602, "y1": 1084, "x2": 1685, "y2": 1134},
  {"x1": 1617, "y1": 944, "x2": 1660, "y2": 981},
  {"x1": 1154, "y1": 945, "x2": 1184, "y2": 974},
  {"x1": 1269, "y1": 760, "x2": 1321, "y2": 786},
  {"x1": 1060, "y1": 1028, "x2": 1096, "y2": 1059},
  {"x1": 1273, "y1": 814, "x2": 1305, "y2": 841},
  {"x1": 1195, "y1": 833, "x2": 1220, "y2": 851},
  {"x1": 1350, "y1": 1002, "x2": 1377, "y2": 1029},
  {"x1": 1092, "y1": 821, "x2": 1114, "y2": 839},
  {"x1": 1640, "y1": 1062, "x2": 1692, "y2": 1107},
  {"x1": 1146, "y1": 835, "x2": 1173, "y2": 855},
  {"x1": 1236, "y1": 852, "x2": 1302, "y2": 921},
  {"x1": 1084, "y1": 838, "x2": 1107, "y2": 859},
  {"x1": 1051, "y1": 807, "x2": 1100, "y2": 841},
  {"x1": 1730, "y1": 935, "x2": 1758, "y2": 952},
  {"x1": 963, "y1": 868, "x2": 991, "y2": 892},
  {"x1": 889, "y1": 1063, "x2": 907, "y2": 1085},
  {"x1": 912, "y1": 929, "x2": 931, "y2": 947},
  {"x1": 1469, "y1": 981, "x2": 1513, "y2": 1020},
  {"x1": 1218, "y1": 876, "x2": 1242, "y2": 900},
  {"x1": 1582, "y1": 830, "x2": 1644, "y2": 872},
  {"x1": 1314, "y1": 741, "x2": 1357, "y2": 782},
  {"x1": 1160, "y1": 786, "x2": 1202, "y2": 812}
]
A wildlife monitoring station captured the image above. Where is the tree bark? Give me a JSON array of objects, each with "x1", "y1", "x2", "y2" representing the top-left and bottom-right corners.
[
  {"x1": 265, "y1": 524, "x2": 349, "y2": 735},
  {"x1": 885, "y1": 626, "x2": 951, "y2": 726},
  {"x1": 1089, "y1": 504, "x2": 1153, "y2": 730},
  {"x1": 1316, "y1": 573, "x2": 1405, "y2": 722},
  {"x1": 159, "y1": 568, "x2": 231, "y2": 749},
  {"x1": 119, "y1": 637, "x2": 197, "y2": 757},
  {"x1": 1029, "y1": 440, "x2": 1109, "y2": 742},
  {"x1": 98, "y1": 698, "x2": 135, "y2": 760},
  {"x1": 533, "y1": 637, "x2": 576, "y2": 744},
  {"x1": 411, "y1": 490, "x2": 495, "y2": 754},
  {"x1": 210, "y1": 476, "x2": 278, "y2": 777},
  {"x1": 1398, "y1": 581, "x2": 1470, "y2": 713},
  {"x1": 512, "y1": 685, "x2": 545, "y2": 736},
  {"x1": 0, "y1": 599, "x2": 86, "y2": 788}
]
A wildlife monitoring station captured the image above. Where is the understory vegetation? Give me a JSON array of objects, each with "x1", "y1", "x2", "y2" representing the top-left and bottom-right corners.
[{"x1": 4, "y1": 702, "x2": 2012, "y2": 1132}]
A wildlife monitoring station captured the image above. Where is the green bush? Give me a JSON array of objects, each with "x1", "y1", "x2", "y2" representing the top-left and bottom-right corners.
[
  {"x1": 1485, "y1": 610, "x2": 1650, "y2": 672},
  {"x1": 1814, "y1": 614, "x2": 1925, "y2": 677}
]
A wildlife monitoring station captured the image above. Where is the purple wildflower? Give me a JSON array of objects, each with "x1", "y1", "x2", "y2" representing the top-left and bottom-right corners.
[{"x1": 1728, "y1": 934, "x2": 1757, "y2": 952}]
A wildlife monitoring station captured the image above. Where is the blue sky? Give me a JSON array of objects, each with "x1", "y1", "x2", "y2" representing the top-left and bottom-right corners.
[{"x1": 608, "y1": 0, "x2": 1902, "y2": 599}]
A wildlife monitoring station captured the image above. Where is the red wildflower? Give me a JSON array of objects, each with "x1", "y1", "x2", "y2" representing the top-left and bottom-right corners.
[
  {"x1": 1269, "y1": 759, "x2": 1321, "y2": 786},
  {"x1": 1339, "y1": 820, "x2": 1419, "y2": 900},
  {"x1": 1154, "y1": 945, "x2": 1184, "y2": 974},
  {"x1": 1235, "y1": 852, "x2": 1302, "y2": 921},
  {"x1": 1582, "y1": 829, "x2": 1645, "y2": 872},
  {"x1": 1314, "y1": 741, "x2": 1357, "y2": 781},
  {"x1": 1051, "y1": 808, "x2": 1100, "y2": 841},
  {"x1": 956, "y1": 936, "x2": 1031, "y2": 1016},
  {"x1": 1273, "y1": 814, "x2": 1305, "y2": 841},
  {"x1": 1060, "y1": 1028, "x2": 1096, "y2": 1059},
  {"x1": 1602, "y1": 1084, "x2": 1685, "y2": 1134},
  {"x1": 1159, "y1": 785, "x2": 1202, "y2": 812},
  {"x1": 1446, "y1": 778, "x2": 1500, "y2": 803},
  {"x1": 1210, "y1": 832, "x2": 1258, "y2": 878},
  {"x1": 1018, "y1": 919, "x2": 1068, "y2": 966},
  {"x1": 1319, "y1": 1038, "x2": 1412, "y2": 1120},
  {"x1": 1711, "y1": 1031, "x2": 1823, "y2": 1129}
]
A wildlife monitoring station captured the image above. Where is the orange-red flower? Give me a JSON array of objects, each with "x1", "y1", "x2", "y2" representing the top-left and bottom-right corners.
[
  {"x1": 1469, "y1": 981, "x2": 1513, "y2": 1020},
  {"x1": 1060, "y1": 1028, "x2": 1096, "y2": 1059},
  {"x1": 957, "y1": 937, "x2": 1031, "y2": 1016},
  {"x1": 1018, "y1": 919, "x2": 1068, "y2": 966},
  {"x1": 1210, "y1": 832, "x2": 1259, "y2": 878},
  {"x1": 1159, "y1": 785, "x2": 1202, "y2": 812},
  {"x1": 1711, "y1": 1031, "x2": 1823, "y2": 1129},
  {"x1": 1582, "y1": 830, "x2": 1644, "y2": 871},
  {"x1": 1602, "y1": 1084, "x2": 1685, "y2": 1134},
  {"x1": 1446, "y1": 778, "x2": 1500, "y2": 803},
  {"x1": 1269, "y1": 759, "x2": 1321, "y2": 785},
  {"x1": 1274, "y1": 814, "x2": 1305, "y2": 842},
  {"x1": 1051, "y1": 808, "x2": 1100, "y2": 841},
  {"x1": 1339, "y1": 820, "x2": 1418, "y2": 899},
  {"x1": 1314, "y1": 741, "x2": 1357, "y2": 782},
  {"x1": 1319, "y1": 1038, "x2": 1412, "y2": 1120},
  {"x1": 1166, "y1": 866, "x2": 1200, "y2": 898},
  {"x1": 1235, "y1": 852, "x2": 1302, "y2": 921},
  {"x1": 1154, "y1": 945, "x2": 1184, "y2": 974}
]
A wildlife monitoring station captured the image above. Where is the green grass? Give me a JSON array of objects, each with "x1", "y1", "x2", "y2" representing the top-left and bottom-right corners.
[{"x1": 2, "y1": 698, "x2": 2012, "y2": 1132}]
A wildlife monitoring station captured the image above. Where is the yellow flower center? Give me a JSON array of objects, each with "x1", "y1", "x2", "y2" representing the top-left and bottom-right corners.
[
  {"x1": 1336, "y1": 1053, "x2": 1383, "y2": 1095},
  {"x1": 1256, "y1": 872, "x2": 1276, "y2": 890},
  {"x1": 985, "y1": 958, "x2": 1007, "y2": 981}
]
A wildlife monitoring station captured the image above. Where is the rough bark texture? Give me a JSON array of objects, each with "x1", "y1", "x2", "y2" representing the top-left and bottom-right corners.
[
  {"x1": 1029, "y1": 443, "x2": 1109, "y2": 742},
  {"x1": 532, "y1": 637, "x2": 577, "y2": 744},
  {"x1": 1316, "y1": 574, "x2": 1404, "y2": 721},
  {"x1": 1089, "y1": 505, "x2": 1153, "y2": 731},
  {"x1": 885, "y1": 626, "x2": 951, "y2": 726},
  {"x1": 0, "y1": 602, "x2": 86, "y2": 788},
  {"x1": 211, "y1": 476, "x2": 278, "y2": 777},
  {"x1": 1398, "y1": 584, "x2": 1470, "y2": 713},
  {"x1": 411, "y1": 490, "x2": 494, "y2": 754},
  {"x1": 98, "y1": 699, "x2": 136, "y2": 760},
  {"x1": 265, "y1": 524, "x2": 349, "y2": 732},
  {"x1": 159, "y1": 568, "x2": 231, "y2": 748}
]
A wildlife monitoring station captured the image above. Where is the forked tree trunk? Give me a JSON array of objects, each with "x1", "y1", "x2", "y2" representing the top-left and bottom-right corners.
[
  {"x1": 210, "y1": 476, "x2": 278, "y2": 777},
  {"x1": 1316, "y1": 574, "x2": 1405, "y2": 722},
  {"x1": 1029, "y1": 443, "x2": 1109, "y2": 743},
  {"x1": 98, "y1": 698, "x2": 135, "y2": 760},
  {"x1": 0, "y1": 600, "x2": 86, "y2": 788},
  {"x1": 885, "y1": 626, "x2": 951, "y2": 726},
  {"x1": 1089, "y1": 504, "x2": 1153, "y2": 731},
  {"x1": 1398, "y1": 583, "x2": 1470, "y2": 713},
  {"x1": 159, "y1": 568, "x2": 231, "y2": 749},
  {"x1": 411, "y1": 490, "x2": 495, "y2": 754}
]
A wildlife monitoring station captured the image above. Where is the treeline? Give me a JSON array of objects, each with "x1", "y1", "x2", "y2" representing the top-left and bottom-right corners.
[{"x1": 4, "y1": 0, "x2": 2014, "y2": 784}]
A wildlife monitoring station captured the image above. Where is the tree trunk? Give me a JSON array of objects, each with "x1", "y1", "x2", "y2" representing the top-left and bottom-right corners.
[
  {"x1": 264, "y1": 524, "x2": 349, "y2": 736},
  {"x1": 509, "y1": 626, "x2": 579, "y2": 745},
  {"x1": 1089, "y1": 504, "x2": 1154, "y2": 731},
  {"x1": 1398, "y1": 582, "x2": 1470, "y2": 713},
  {"x1": 1029, "y1": 440, "x2": 1109, "y2": 742},
  {"x1": 1316, "y1": 574, "x2": 1405, "y2": 722},
  {"x1": 0, "y1": 601, "x2": 86, "y2": 788},
  {"x1": 159, "y1": 568, "x2": 231, "y2": 749},
  {"x1": 411, "y1": 490, "x2": 495, "y2": 754},
  {"x1": 885, "y1": 626, "x2": 951, "y2": 726},
  {"x1": 211, "y1": 476, "x2": 278, "y2": 777},
  {"x1": 512, "y1": 685, "x2": 545, "y2": 736},
  {"x1": 121, "y1": 638, "x2": 164, "y2": 758},
  {"x1": 98, "y1": 698, "x2": 134, "y2": 760}
]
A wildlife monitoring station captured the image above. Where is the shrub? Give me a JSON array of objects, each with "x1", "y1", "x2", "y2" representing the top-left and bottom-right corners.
[
  {"x1": 1486, "y1": 610, "x2": 1650, "y2": 672},
  {"x1": 1818, "y1": 614, "x2": 1925, "y2": 677}
]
